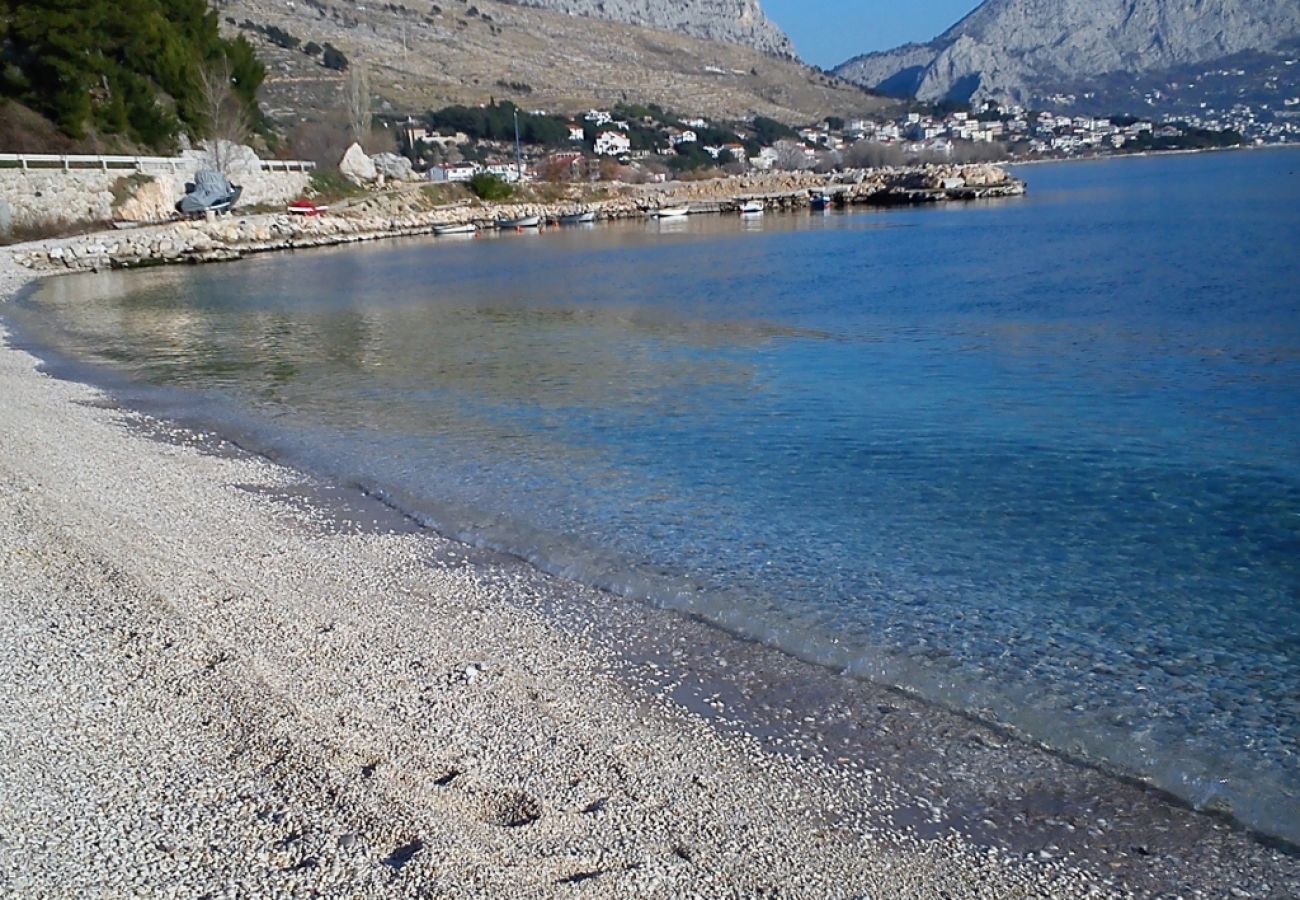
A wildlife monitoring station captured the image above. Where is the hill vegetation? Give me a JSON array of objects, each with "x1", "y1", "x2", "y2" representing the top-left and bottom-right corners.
[{"x1": 0, "y1": 0, "x2": 264, "y2": 149}]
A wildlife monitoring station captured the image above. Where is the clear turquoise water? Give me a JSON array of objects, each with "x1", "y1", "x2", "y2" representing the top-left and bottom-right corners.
[{"x1": 12, "y1": 150, "x2": 1300, "y2": 842}]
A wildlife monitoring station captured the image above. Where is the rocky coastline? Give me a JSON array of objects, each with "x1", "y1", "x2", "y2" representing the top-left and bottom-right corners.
[{"x1": 8, "y1": 164, "x2": 1024, "y2": 275}]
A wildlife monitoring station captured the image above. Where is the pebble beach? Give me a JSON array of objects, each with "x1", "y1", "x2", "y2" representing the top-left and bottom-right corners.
[{"x1": 2, "y1": 244, "x2": 1298, "y2": 897}]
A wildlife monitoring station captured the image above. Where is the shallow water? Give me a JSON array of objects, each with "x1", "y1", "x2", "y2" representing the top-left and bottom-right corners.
[{"x1": 10, "y1": 150, "x2": 1300, "y2": 843}]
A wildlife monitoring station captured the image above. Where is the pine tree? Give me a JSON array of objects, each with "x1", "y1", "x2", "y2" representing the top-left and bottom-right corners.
[{"x1": 0, "y1": 0, "x2": 264, "y2": 149}]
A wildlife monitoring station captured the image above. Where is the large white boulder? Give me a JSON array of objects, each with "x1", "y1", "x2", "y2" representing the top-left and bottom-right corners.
[
  {"x1": 185, "y1": 141, "x2": 263, "y2": 176},
  {"x1": 339, "y1": 143, "x2": 378, "y2": 185},
  {"x1": 371, "y1": 152, "x2": 415, "y2": 181}
]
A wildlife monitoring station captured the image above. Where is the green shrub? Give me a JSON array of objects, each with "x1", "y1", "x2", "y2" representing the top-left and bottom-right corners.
[
  {"x1": 0, "y1": 0, "x2": 264, "y2": 149},
  {"x1": 308, "y1": 168, "x2": 366, "y2": 201},
  {"x1": 322, "y1": 43, "x2": 349, "y2": 71},
  {"x1": 468, "y1": 173, "x2": 513, "y2": 201}
]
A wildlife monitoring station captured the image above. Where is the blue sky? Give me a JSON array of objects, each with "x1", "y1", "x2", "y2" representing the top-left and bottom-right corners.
[{"x1": 762, "y1": 1, "x2": 982, "y2": 68}]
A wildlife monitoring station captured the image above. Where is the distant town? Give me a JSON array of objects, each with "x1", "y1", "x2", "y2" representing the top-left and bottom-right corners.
[{"x1": 394, "y1": 92, "x2": 1296, "y2": 186}]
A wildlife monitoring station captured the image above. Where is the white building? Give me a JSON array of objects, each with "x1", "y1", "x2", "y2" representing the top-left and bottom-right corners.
[
  {"x1": 428, "y1": 162, "x2": 479, "y2": 183},
  {"x1": 484, "y1": 162, "x2": 524, "y2": 183},
  {"x1": 594, "y1": 130, "x2": 632, "y2": 156}
]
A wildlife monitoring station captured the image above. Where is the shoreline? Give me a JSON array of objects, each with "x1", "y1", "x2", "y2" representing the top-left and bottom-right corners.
[
  {"x1": 3, "y1": 238, "x2": 1299, "y2": 895},
  {"x1": 3, "y1": 163, "x2": 1024, "y2": 275},
  {"x1": 1006, "y1": 141, "x2": 1300, "y2": 169}
]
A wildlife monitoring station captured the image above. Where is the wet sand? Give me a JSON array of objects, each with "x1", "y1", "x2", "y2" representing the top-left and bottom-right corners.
[{"x1": 1, "y1": 254, "x2": 1297, "y2": 898}]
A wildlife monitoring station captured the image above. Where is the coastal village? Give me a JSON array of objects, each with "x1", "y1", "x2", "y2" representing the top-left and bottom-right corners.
[{"x1": 392, "y1": 98, "x2": 1286, "y2": 190}]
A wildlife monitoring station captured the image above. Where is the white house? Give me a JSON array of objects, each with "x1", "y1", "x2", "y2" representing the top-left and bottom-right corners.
[
  {"x1": 566, "y1": 121, "x2": 585, "y2": 141},
  {"x1": 668, "y1": 128, "x2": 697, "y2": 146},
  {"x1": 484, "y1": 162, "x2": 524, "y2": 183},
  {"x1": 428, "y1": 162, "x2": 479, "y2": 183},
  {"x1": 594, "y1": 130, "x2": 631, "y2": 156}
]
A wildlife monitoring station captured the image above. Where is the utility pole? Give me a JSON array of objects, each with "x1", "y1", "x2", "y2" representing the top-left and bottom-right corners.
[{"x1": 513, "y1": 107, "x2": 523, "y2": 183}]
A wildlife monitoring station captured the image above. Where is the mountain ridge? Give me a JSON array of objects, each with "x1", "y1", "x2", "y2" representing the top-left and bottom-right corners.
[
  {"x1": 833, "y1": 0, "x2": 1300, "y2": 107},
  {"x1": 222, "y1": 0, "x2": 884, "y2": 132},
  {"x1": 496, "y1": 0, "x2": 795, "y2": 58}
]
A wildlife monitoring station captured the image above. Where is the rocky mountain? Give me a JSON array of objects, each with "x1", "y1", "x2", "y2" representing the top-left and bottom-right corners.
[
  {"x1": 219, "y1": 0, "x2": 884, "y2": 130},
  {"x1": 833, "y1": 0, "x2": 1300, "y2": 107},
  {"x1": 498, "y1": 0, "x2": 795, "y2": 58}
]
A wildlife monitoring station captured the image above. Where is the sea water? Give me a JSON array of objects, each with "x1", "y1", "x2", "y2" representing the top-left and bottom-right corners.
[{"x1": 10, "y1": 150, "x2": 1300, "y2": 843}]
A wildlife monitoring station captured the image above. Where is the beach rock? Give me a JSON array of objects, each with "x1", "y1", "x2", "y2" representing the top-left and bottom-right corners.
[
  {"x1": 370, "y1": 153, "x2": 415, "y2": 182},
  {"x1": 339, "y1": 144, "x2": 378, "y2": 186},
  {"x1": 114, "y1": 178, "x2": 177, "y2": 223}
]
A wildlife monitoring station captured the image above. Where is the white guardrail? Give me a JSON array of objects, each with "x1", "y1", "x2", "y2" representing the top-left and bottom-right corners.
[{"x1": 0, "y1": 153, "x2": 315, "y2": 173}]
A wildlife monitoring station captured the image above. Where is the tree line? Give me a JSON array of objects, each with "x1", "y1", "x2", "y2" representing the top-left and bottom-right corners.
[{"x1": 0, "y1": 0, "x2": 264, "y2": 148}]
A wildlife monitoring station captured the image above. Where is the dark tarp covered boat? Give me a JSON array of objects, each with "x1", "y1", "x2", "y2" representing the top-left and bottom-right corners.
[{"x1": 176, "y1": 169, "x2": 242, "y2": 217}]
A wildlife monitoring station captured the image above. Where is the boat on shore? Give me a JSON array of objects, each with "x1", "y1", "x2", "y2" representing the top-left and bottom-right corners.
[
  {"x1": 654, "y1": 206, "x2": 690, "y2": 219},
  {"x1": 176, "y1": 170, "x2": 242, "y2": 218},
  {"x1": 738, "y1": 200, "x2": 764, "y2": 215},
  {"x1": 434, "y1": 222, "x2": 478, "y2": 236},
  {"x1": 558, "y1": 211, "x2": 597, "y2": 225},
  {"x1": 288, "y1": 200, "x2": 329, "y2": 217},
  {"x1": 497, "y1": 215, "x2": 541, "y2": 229}
]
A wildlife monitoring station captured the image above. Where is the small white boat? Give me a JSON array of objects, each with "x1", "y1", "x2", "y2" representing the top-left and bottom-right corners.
[
  {"x1": 654, "y1": 205, "x2": 690, "y2": 219},
  {"x1": 435, "y1": 222, "x2": 478, "y2": 236},
  {"x1": 558, "y1": 211, "x2": 597, "y2": 225},
  {"x1": 738, "y1": 200, "x2": 764, "y2": 215},
  {"x1": 498, "y1": 215, "x2": 541, "y2": 229}
]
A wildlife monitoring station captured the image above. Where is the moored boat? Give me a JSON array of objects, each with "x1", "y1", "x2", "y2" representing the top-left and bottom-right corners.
[
  {"x1": 738, "y1": 200, "x2": 764, "y2": 215},
  {"x1": 434, "y1": 222, "x2": 478, "y2": 236},
  {"x1": 558, "y1": 211, "x2": 597, "y2": 225},
  {"x1": 809, "y1": 194, "x2": 830, "y2": 211},
  {"x1": 654, "y1": 205, "x2": 690, "y2": 219},
  {"x1": 497, "y1": 215, "x2": 541, "y2": 229}
]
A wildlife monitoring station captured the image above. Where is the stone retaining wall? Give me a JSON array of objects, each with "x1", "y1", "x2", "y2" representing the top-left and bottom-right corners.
[{"x1": 0, "y1": 167, "x2": 311, "y2": 236}]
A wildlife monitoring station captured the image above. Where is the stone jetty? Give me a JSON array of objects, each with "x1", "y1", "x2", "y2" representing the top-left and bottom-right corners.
[{"x1": 8, "y1": 164, "x2": 1025, "y2": 275}]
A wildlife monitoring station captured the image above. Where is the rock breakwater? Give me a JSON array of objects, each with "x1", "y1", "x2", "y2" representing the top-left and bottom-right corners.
[{"x1": 8, "y1": 165, "x2": 1024, "y2": 275}]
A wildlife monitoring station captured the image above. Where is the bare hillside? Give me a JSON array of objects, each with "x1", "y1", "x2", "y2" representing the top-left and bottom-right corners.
[
  {"x1": 834, "y1": 0, "x2": 1300, "y2": 107},
  {"x1": 216, "y1": 0, "x2": 887, "y2": 127}
]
